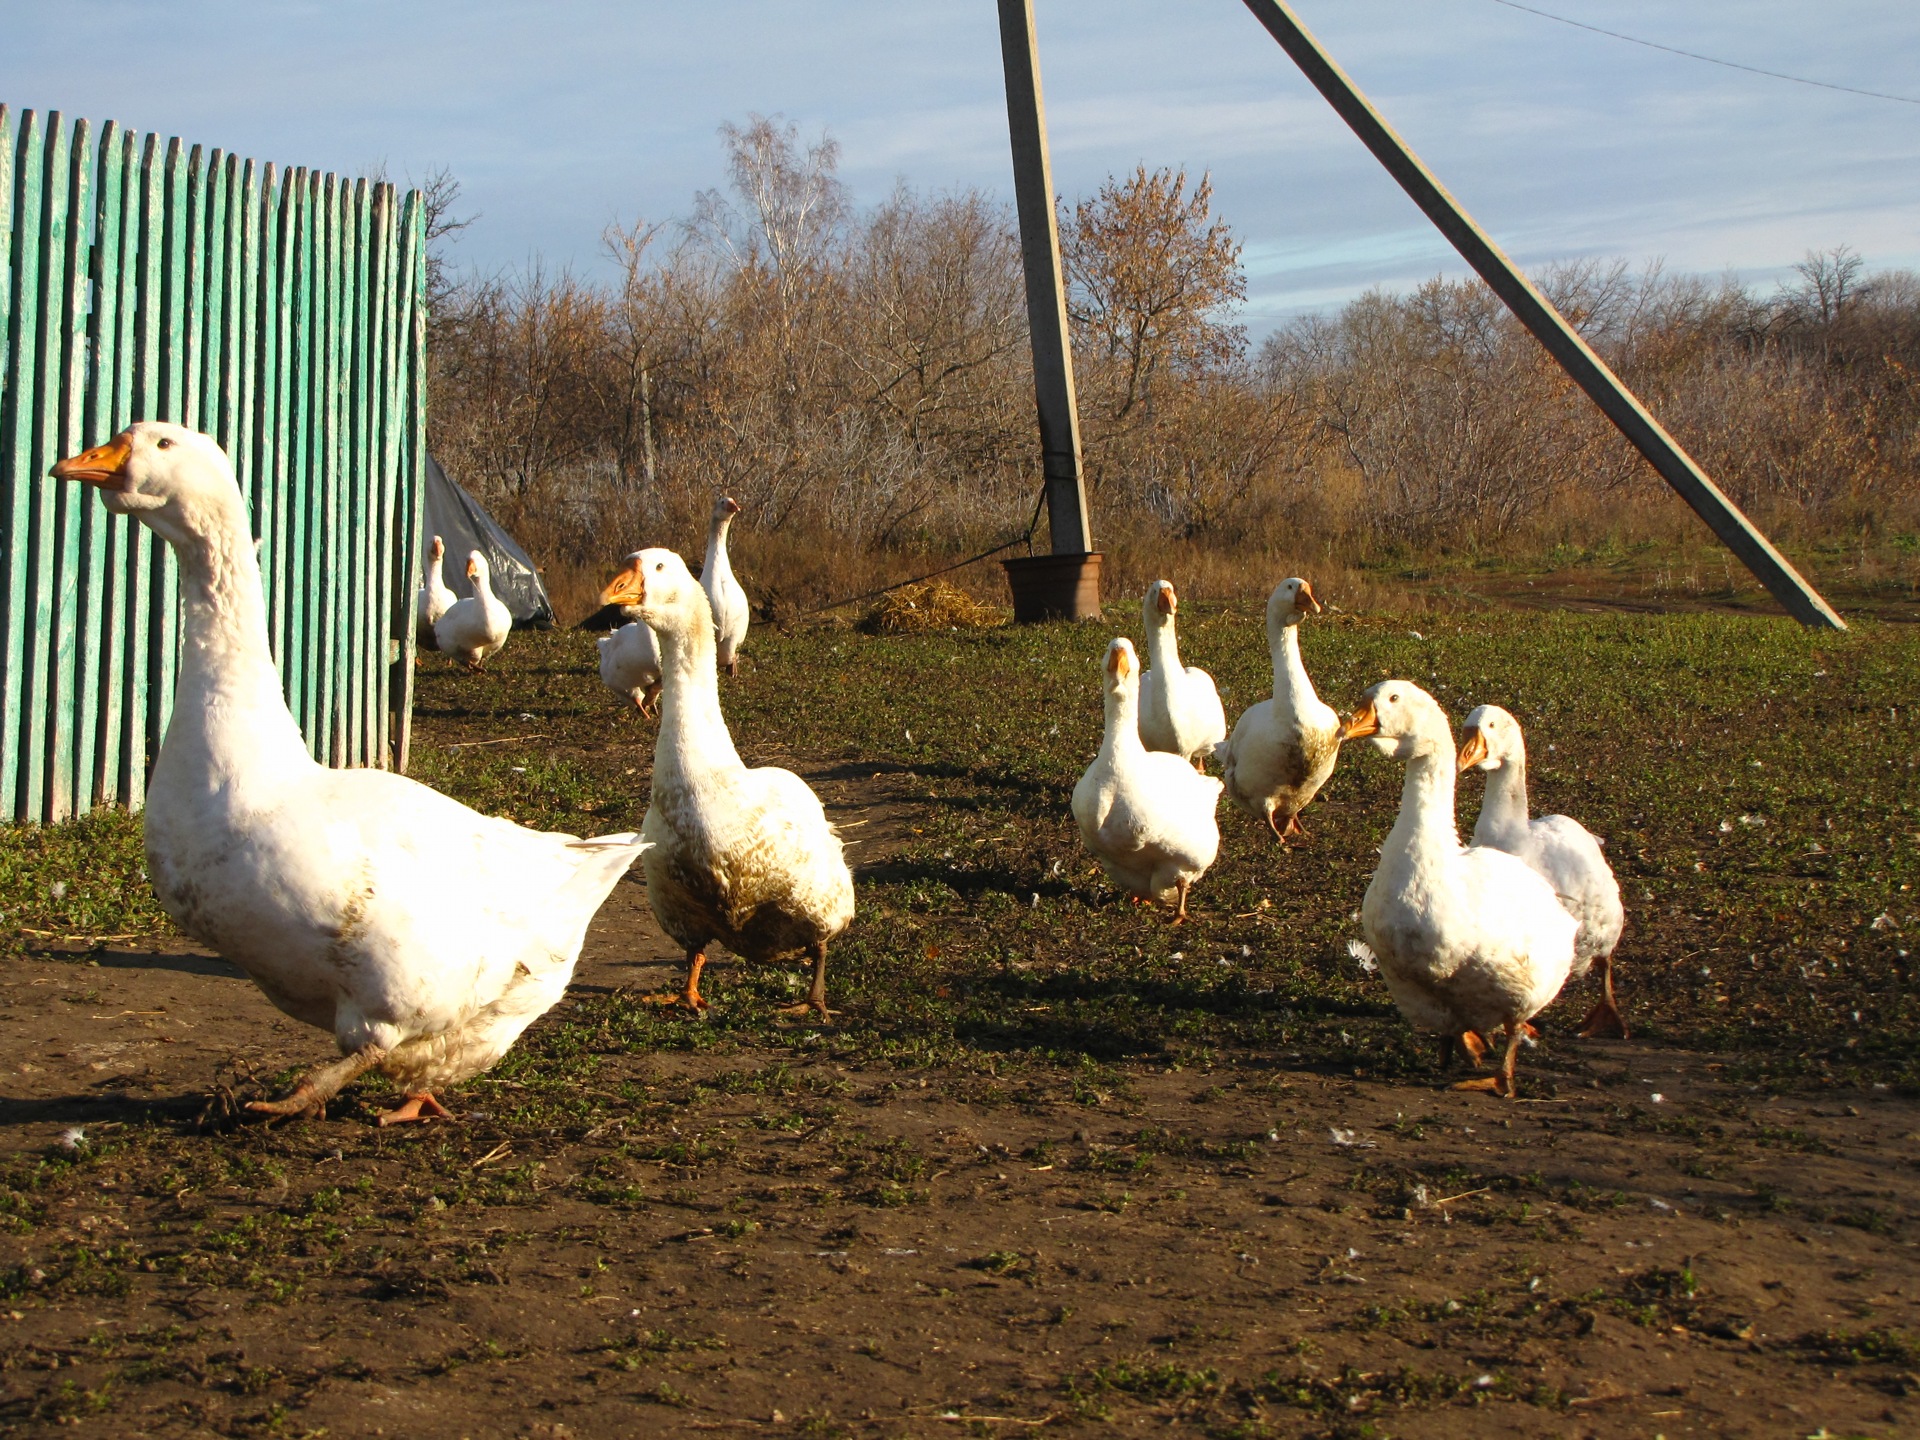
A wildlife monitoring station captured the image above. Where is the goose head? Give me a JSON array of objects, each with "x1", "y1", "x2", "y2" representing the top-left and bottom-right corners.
[
  {"x1": 711, "y1": 495, "x2": 742, "y2": 528},
  {"x1": 618, "y1": 547, "x2": 709, "y2": 637},
  {"x1": 1266, "y1": 577, "x2": 1321, "y2": 633},
  {"x1": 1457, "y1": 704, "x2": 1523, "y2": 772},
  {"x1": 51, "y1": 422, "x2": 242, "y2": 549},
  {"x1": 599, "y1": 552, "x2": 648, "y2": 609},
  {"x1": 1102, "y1": 637, "x2": 1140, "y2": 699},
  {"x1": 429, "y1": 534, "x2": 445, "y2": 564},
  {"x1": 1144, "y1": 580, "x2": 1178, "y2": 627},
  {"x1": 464, "y1": 551, "x2": 492, "y2": 594},
  {"x1": 1341, "y1": 679, "x2": 1451, "y2": 761}
]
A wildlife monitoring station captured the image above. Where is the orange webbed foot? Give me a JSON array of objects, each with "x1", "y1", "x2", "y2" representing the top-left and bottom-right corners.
[
  {"x1": 1577, "y1": 999, "x2": 1628, "y2": 1039},
  {"x1": 377, "y1": 1092, "x2": 455, "y2": 1126}
]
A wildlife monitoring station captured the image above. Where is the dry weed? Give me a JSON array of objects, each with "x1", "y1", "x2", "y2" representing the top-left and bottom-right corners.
[{"x1": 858, "y1": 580, "x2": 1007, "y2": 635}]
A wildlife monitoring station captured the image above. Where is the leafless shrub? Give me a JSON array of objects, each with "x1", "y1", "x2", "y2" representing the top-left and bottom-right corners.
[{"x1": 425, "y1": 122, "x2": 1920, "y2": 620}]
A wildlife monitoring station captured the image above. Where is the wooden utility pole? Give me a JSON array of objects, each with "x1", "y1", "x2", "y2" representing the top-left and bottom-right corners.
[
  {"x1": 1240, "y1": 0, "x2": 1844, "y2": 630},
  {"x1": 997, "y1": 0, "x2": 1099, "y2": 616}
]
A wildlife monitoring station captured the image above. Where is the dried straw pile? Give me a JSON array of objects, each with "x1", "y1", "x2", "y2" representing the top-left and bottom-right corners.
[{"x1": 859, "y1": 580, "x2": 1007, "y2": 635}]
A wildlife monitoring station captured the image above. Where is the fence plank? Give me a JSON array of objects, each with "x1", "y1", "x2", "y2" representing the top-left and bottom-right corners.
[
  {"x1": 394, "y1": 190, "x2": 426, "y2": 775},
  {"x1": 320, "y1": 173, "x2": 343, "y2": 766},
  {"x1": 368, "y1": 183, "x2": 396, "y2": 766},
  {"x1": 233, "y1": 158, "x2": 258, "y2": 554},
  {"x1": 3, "y1": 116, "x2": 425, "y2": 819},
  {"x1": 19, "y1": 112, "x2": 76, "y2": 823},
  {"x1": 265, "y1": 165, "x2": 295, "y2": 680},
  {"x1": 73, "y1": 121, "x2": 122, "y2": 813},
  {"x1": 92, "y1": 125, "x2": 140, "y2": 808},
  {"x1": 46, "y1": 117, "x2": 95, "y2": 820},
  {"x1": 347, "y1": 179, "x2": 373, "y2": 766},
  {"x1": 0, "y1": 107, "x2": 41, "y2": 818}
]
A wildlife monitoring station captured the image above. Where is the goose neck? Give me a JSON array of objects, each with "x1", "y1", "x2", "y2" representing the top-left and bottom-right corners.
[
  {"x1": 655, "y1": 610, "x2": 744, "y2": 775},
  {"x1": 1269, "y1": 622, "x2": 1316, "y2": 706},
  {"x1": 165, "y1": 506, "x2": 313, "y2": 777},
  {"x1": 1386, "y1": 745, "x2": 1460, "y2": 859},
  {"x1": 1475, "y1": 753, "x2": 1533, "y2": 850},
  {"x1": 1101, "y1": 683, "x2": 1146, "y2": 765},
  {"x1": 705, "y1": 516, "x2": 735, "y2": 580},
  {"x1": 1143, "y1": 616, "x2": 1180, "y2": 674}
]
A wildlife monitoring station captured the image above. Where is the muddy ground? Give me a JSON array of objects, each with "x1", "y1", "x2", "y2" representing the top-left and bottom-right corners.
[
  {"x1": 3, "y1": 766, "x2": 1918, "y2": 1438},
  {"x1": 3, "y1": 611, "x2": 1918, "y2": 1438}
]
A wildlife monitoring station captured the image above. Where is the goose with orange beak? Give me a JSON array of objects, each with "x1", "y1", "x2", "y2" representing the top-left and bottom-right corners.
[
  {"x1": 1458, "y1": 704, "x2": 1627, "y2": 1037},
  {"x1": 432, "y1": 549, "x2": 512, "y2": 670},
  {"x1": 50, "y1": 422, "x2": 647, "y2": 1124},
  {"x1": 703, "y1": 495, "x2": 750, "y2": 676},
  {"x1": 596, "y1": 552, "x2": 663, "y2": 717},
  {"x1": 1138, "y1": 580, "x2": 1226, "y2": 770},
  {"x1": 415, "y1": 535, "x2": 456, "y2": 655},
  {"x1": 1342, "y1": 680, "x2": 1577, "y2": 1098},
  {"x1": 1072, "y1": 637, "x2": 1223, "y2": 922},
  {"x1": 625, "y1": 548, "x2": 853, "y2": 1022},
  {"x1": 1219, "y1": 578, "x2": 1342, "y2": 843}
]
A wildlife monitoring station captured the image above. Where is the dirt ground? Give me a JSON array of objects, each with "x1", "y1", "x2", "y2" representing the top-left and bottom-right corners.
[{"x1": 3, "y1": 757, "x2": 1919, "y2": 1439}]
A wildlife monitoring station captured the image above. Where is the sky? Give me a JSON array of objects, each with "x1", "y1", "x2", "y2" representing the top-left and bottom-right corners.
[{"x1": 4, "y1": 1, "x2": 1917, "y2": 335}]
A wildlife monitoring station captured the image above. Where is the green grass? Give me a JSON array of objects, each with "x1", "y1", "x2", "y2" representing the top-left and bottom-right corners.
[
  {"x1": 441, "y1": 606, "x2": 1917, "y2": 1095},
  {"x1": 8, "y1": 604, "x2": 1920, "y2": 1094},
  {"x1": 0, "y1": 806, "x2": 167, "y2": 948}
]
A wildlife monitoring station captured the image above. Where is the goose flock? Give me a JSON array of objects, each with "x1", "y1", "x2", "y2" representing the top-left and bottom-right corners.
[{"x1": 49, "y1": 422, "x2": 1628, "y2": 1119}]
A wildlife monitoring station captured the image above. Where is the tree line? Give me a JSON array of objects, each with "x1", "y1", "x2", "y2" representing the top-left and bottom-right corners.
[{"x1": 424, "y1": 117, "x2": 1920, "y2": 614}]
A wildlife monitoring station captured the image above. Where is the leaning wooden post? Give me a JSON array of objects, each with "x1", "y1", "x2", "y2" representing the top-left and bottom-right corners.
[
  {"x1": 997, "y1": 0, "x2": 1102, "y2": 621},
  {"x1": 1240, "y1": 0, "x2": 1844, "y2": 630}
]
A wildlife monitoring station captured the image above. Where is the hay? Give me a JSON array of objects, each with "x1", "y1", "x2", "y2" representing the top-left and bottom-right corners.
[{"x1": 859, "y1": 580, "x2": 1007, "y2": 635}]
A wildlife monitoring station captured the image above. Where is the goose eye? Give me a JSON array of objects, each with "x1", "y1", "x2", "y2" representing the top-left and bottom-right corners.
[
  {"x1": 654, "y1": 562, "x2": 664, "y2": 572},
  {"x1": 155, "y1": 437, "x2": 173, "y2": 450},
  {"x1": 1389, "y1": 692, "x2": 1399, "y2": 703}
]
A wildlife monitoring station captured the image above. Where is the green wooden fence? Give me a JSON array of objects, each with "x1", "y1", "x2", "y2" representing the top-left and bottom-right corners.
[{"x1": 0, "y1": 107, "x2": 428, "y2": 824}]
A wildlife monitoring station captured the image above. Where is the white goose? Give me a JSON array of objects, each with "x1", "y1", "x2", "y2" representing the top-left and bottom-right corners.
[
  {"x1": 623, "y1": 548, "x2": 853, "y2": 1020},
  {"x1": 703, "y1": 495, "x2": 750, "y2": 676},
  {"x1": 1219, "y1": 578, "x2": 1341, "y2": 842},
  {"x1": 51, "y1": 424, "x2": 647, "y2": 1124},
  {"x1": 432, "y1": 550, "x2": 511, "y2": 670},
  {"x1": 1459, "y1": 705, "x2": 1628, "y2": 1037},
  {"x1": 1073, "y1": 637, "x2": 1222, "y2": 922},
  {"x1": 1343, "y1": 681, "x2": 1577, "y2": 1098},
  {"x1": 414, "y1": 534, "x2": 456, "y2": 653},
  {"x1": 596, "y1": 552, "x2": 663, "y2": 716},
  {"x1": 1139, "y1": 580, "x2": 1226, "y2": 770}
]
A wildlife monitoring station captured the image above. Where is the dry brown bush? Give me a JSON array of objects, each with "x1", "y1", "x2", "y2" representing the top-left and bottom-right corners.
[{"x1": 426, "y1": 125, "x2": 1920, "y2": 621}]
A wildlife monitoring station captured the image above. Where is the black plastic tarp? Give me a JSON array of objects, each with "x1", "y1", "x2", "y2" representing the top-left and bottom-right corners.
[{"x1": 421, "y1": 456, "x2": 554, "y2": 629}]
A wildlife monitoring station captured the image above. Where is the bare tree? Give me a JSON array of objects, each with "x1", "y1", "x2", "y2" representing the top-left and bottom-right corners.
[
  {"x1": 1791, "y1": 245, "x2": 1866, "y2": 325},
  {"x1": 1062, "y1": 166, "x2": 1245, "y2": 424}
]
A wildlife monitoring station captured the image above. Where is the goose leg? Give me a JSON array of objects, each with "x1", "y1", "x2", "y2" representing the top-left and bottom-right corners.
[
  {"x1": 247, "y1": 1044, "x2": 388, "y2": 1121},
  {"x1": 644, "y1": 950, "x2": 709, "y2": 1011},
  {"x1": 1578, "y1": 955, "x2": 1629, "y2": 1038},
  {"x1": 1265, "y1": 808, "x2": 1288, "y2": 845},
  {"x1": 1451, "y1": 1021, "x2": 1523, "y2": 1097},
  {"x1": 1458, "y1": 1031, "x2": 1490, "y2": 1069},
  {"x1": 723, "y1": 658, "x2": 738, "y2": 678},
  {"x1": 377, "y1": 1092, "x2": 456, "y2": 1126},
  {"x1": 777, "y1": 941, "x2": 834, "y2": 1023},
  {"x1": 1283, "y1": 813, "x2": 1309, "y2": 841},
  {"x1": 1172, "y1": 879, "x2": 1191, "y2": 924},
  {"x1": 1191, "y1": 756, "x2": 1207, "y2": 774},
  {"x1": 640, "y1": 681, "x2": 662, "y2": 719},
  {"x1": 1498, "y1": 1022, "x2": 1525, "y2": 1098}
]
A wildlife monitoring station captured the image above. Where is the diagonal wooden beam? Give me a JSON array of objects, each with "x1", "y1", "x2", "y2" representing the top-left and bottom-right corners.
[{"x1": 1240, "y1": 0, "x2": 1845, "y2": 629}]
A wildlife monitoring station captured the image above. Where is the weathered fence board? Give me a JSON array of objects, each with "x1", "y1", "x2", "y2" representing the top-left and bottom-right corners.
[{"x1": 0, "y1": 107, "x2": 427, "y2": 823}]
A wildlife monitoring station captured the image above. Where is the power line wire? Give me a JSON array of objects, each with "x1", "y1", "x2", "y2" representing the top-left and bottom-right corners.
[{"x1": 1483, "y1": 0, "x2": 1920, "y2": 106}]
